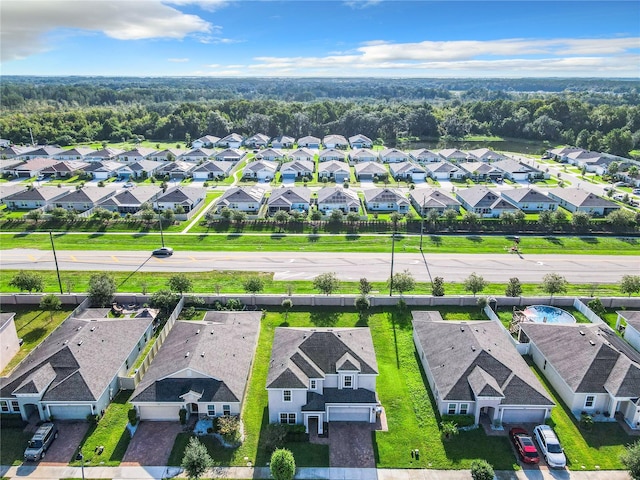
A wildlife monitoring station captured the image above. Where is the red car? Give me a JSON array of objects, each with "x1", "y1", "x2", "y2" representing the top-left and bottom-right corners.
[{"x1": 509, "y1": 427, "x2": 540, "y2": 464}]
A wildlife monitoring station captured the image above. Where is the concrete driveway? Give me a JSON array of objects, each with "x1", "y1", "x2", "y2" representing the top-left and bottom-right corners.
[
  {"x1": 328, "y1": 423, "x2": 375, "y2": 468},
  {"x1": 40, "y1": 421, "x2": 90, "y2": 465},
  {"x1": 122, "y1": 422, "x2": 183, "y2": 466}
]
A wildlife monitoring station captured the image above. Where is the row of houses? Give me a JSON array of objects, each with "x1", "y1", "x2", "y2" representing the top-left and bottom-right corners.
[{"x1": 3, "y1": 305, "x2": 639, "y2": 434}]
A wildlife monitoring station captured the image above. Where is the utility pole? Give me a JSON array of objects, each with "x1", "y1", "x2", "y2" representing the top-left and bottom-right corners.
[
  {"x1": 419, "y1": 199, "x2": 426, "y2": 251},
  {"x1": 158, "y1": 212, "x2": 165, "y2": 247},
  {"x1": 389, "y1": 230, "x2": 396, "y2": 296},
  {"x1": 49, "y1": 231, "x2": 63, "y2": 294}
]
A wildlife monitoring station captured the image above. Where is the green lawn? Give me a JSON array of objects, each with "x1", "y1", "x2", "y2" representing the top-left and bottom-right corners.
[
  {"x1": 528, "y1": 359, "x2": 632, "y2": 470},
  {"x1": 73, "y1": 390, "x2": 133, "y2": 466},
  {"x1": 0, "y1": 305, "x2": 75, "y2": 375},
  {"x1": 0, "y1": 427, "x2": 31, "y2": 465}
]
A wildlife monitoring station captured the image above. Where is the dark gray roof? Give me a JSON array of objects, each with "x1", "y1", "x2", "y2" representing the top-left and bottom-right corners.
[
  {"x1": 316, "y1": 186, "x2": 359, "y2": 205},
  {"x1": 425, "y1": 161, "x2": 458, "y2": 173},
  {"x1": 456, "y1": 186, "x2": 518, "y2": 210},
  {"x1": 520, "y1": 323, "x2": 640, "y2": 396},
  {"x1": 55, "y1": 187, "x2": 114, "y2": 204},
  {"x1": 268, "y1": 187, "x2": 311, "y2": 206},
  {"x1": 363, "y1": 188, "x2": 409, "y2": 205},
  {"x1": 492, "y1": 159, "x2": 537, "y2": 174},
  {"x1": 0, "y1": 316, "x2": 152, "y2": 401},
  {"x1": 545, "y1": 188, "x2": 619, "y2": 208},
  {"x1": 192, "y1": 161, "x2": 234, "y2": 174},
  {"x1": 618, "y1": 311, "x2": 640, "y2": 332},
  {"x1": 244, "y1": 160, "x2": 277, "y2": 173},
  {"x1": 355, "y1": 162, "x2": 387, "y2": 175},
  {"x1": 131, "y1": 312, "x2": 261, "y2": 404},
  {"x1": 217, "y1": 186, "x2": 265, "y2": 205},
  {"x1": 280, "y1": 160, "x2": 314, "y2": 174},
  {"x1": 5, "y1": 186, "x2": 72, "y2": 202},
  {"x1": 501, "y1": 188, "x2": 558, "y2": 204},
  {"x1": 413, "y1": 317, "x2": 554, "y2": 406},
  {"x1": 100, "y1": 187, "x2": 161, "y2": 207},
  {"x1": 156, "y1": 187, "x2": 205, "y2": 204},
  {"x1": 267, "y1": 328, "x2": 378, "y2": 389},
  {"x1": 302, "y1": 388, "x2": 377, "y2": 411},
  {"x1": 409, "y1": 188, "x2": 460, "y2": 209}
]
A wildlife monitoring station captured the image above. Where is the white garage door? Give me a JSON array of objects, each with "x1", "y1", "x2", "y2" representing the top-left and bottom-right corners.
[
  {"x1": 139, "y1": 405, "x2": 181, "y2": 421},
  {"x1": 328, "y1": 406, "x2": 370, "y2": 422},
  {"x1": 48, "y1": 405, "x2": 92, "y2": 420},
  {"x1": 501, "y1": 408, "x2": 547, "y2": 424}
]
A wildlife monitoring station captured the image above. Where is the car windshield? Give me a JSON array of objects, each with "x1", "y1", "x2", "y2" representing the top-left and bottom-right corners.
[
  {"x1": 547, "y1": 442, "x2": 562, "y2": 454},
  {"x1": 28, "y1": 440, "x2": 42, "y2": 448}
]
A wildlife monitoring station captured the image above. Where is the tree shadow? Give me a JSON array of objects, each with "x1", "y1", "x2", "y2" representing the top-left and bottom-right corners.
[
  {"x1": 22, "y1": 327, "x2": 46, "y2": 344},
  {"x1": 429, "y1": 235, "x2": 442, "y2": 246},
  {"x1": 580, "y1": 237, "x2": 599, "y2": 244},
  {"x1": 270, "y1": 234, "x2": 286, "y2": 240},
  {"x1": 309, "y1": 310, "x2": 342, "y2": 327},
  {"x1": 465, "y1": 235, "x2": 483, "y2": 243},
  {"x1": 543, "y1": 236, "x2": 563, "y2": 246},
  {"x1": 619, "y1": 237, "x2": 638, "y2": 246},
  {"x1": 307, "y1": 234, "x2": 320, "y2": 243},
  {"x1": 356, "y1": 309, "x2": 371, "y2": 326}
]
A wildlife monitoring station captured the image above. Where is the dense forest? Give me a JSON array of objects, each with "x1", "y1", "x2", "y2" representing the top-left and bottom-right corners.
[{"x1": 1, "y1": 77, "x2": 639, "y2": 157}]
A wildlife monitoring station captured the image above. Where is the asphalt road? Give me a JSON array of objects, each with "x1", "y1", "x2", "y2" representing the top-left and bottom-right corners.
[{"x1": 1, "y1": 249, "x2": 637, "y2": 283}]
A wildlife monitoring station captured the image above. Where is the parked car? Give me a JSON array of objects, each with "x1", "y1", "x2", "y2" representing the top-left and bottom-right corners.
[
  {"x1": 24, "y1": 422, "x2": 58, "y2": 461},
  {"x1": 152, "y1": 246, "x2": 173, "y2": 256},
  {"x1": 632, "y1": 188, "x2": 640, "y2": 194},
  {"x1": 509, "y1": 427, "x2": 540, "y2": 464},
  {"x1": 613, "y1": 193, "x2": 625, "y2": 201},
  {"x1": 123, "y1": 182, "x2": 134, "y2": 188},
  {"x1": 533, "y1": 424, "x2": 566, "y2": 468}
]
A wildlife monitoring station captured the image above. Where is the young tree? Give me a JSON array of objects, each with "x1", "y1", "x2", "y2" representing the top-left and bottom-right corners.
[
  {"x1": 168, "y1": 273, "x2": 192, "y2": 294},
  {"x1": 329, "y1": 209, "x2": 344, "y2": 224},
  {"x1": 358, "y1": 278, "x2": 373, "y2": 296},
  {"x1": 281, "y1": 298, "x2": 293, "y2": 320},
  {"x1": 476, "y1": 296, "x2": 488, "y2": 312},
  {"x1": 354, "y1": 295, "x2": 370, "y2": 311},
  {"x1": 270, "y1": 448, "x2": 296, "y2": 480},
  {"x1": 440, "y1": 421, "x2": 459, "y2": 441},
  {"x1": 181, "y1": 437, "x2": 213, "y2": 480},
  {"x1": 389, "y1": 270, "x2": 416, "y2": 295},
  {"x1": 150, "y1": 289, "x2": 180, "y2": 317},
  {"x1": 273, "y1": 210, "x2": 290, "y2": 232},
  {"x1": 464, "y1": 272, "x2": 487, "y2": 297},
  {"x1": 243, "y1": 276, "x2": 265, "y2": 294},
  {"x1": 26, "y1": 209, "x2": 43, "y2": 222},
  {"x1": 39, "y1": 294, "x2": 62, "y2": 323},
  {"x1": 431, "y1": 276, "x2": 445, "y2": 297},
  {"x1": 620, "y1": 275, "x2": 640, "y2": 297},
  {"x1": 470, "y1": 459, "x2": 495, "y2": 480},
  {"x1": 621, "y1": 440, "x2": 640, "y2": 480},
  {"x1": 505, "y1": 277, "x2": 522, "y2": 297},
  {"x1": 9, "y1": 270, "x2": 44, "y2": 293},
  {"x1": 232, "y1": 210, "x2": 247, "y2": 227},
  {"x1": 88, "y1": 273, "x2": 117, "y2": 307},
  {"x1": 541, "y1": 273, "x2": 568, "y2": 299},
  {"x1": 313, "y1": 272, "x2": 340, "y2": 295}
]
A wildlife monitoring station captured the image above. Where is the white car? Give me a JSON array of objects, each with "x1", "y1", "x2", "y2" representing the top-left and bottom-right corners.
[{"x1": 533, "y1": 425, "x2": 566, "y2": 468}]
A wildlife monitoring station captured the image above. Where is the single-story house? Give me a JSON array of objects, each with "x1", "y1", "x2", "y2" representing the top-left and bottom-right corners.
[
  {"x1": 215, "y1": 186, "x2": 266, "y2": 213},
  {"x1": 492, "y1": 159, "x2": 541, "y2": 181},
  {"x1": 424, "y1": 161, "x2": 461, "y2": 180},
  {"x1": 3, "y1": 186, "x2": 71, "y2": 210},
  {"x1": 22, "y1": 146, "x2": 65, "y2": 160},
  {"x1": 272, "y1": 136, "x2": 295, "y2": 149},
  {"x1": 349, "y1": 149, "x2": 378, "y2": 164},
  {"x1": 354, "y1": 161, "x2": 387, "y2": 181},
  {"x1": 12, "y1": 158, "x2": 60, "y2": 178},
  {"x1": 0, "y1": 184, "x2": 28, "y2": 204},
  {"x1": 149, "y1": 148, "x2": 187, "y2": 162},
  {"x1": 130, "y1": 311, "x2": 261, "y2": 421},
  {"x1": 155, "y1": 187, "x2": 205, "y2": 213},
  {"x1": 409, "y1": 188, "x2": 461, "y2": 215},
  {"x1": 256, "y1": 148, "x2": 286, "y2": 162},
  {"x1": 438, "y1": 149, "x2": 469, "y2": 163},
  {"x1": 545, "y1": 188, "x2": 620, "y2": 216},
  {"x1": 318, "y1": 161, "x2": 350, "y2": 184},
  {"x1": 457, "y1": 162, "x2": 502, "y2": 181},
  {"x1": 364, "y1": 188, "x2": 409, "y2": 213},
  {"x1": 40, "y1": 160, "x2": 90, "y2": 178},
  {"x1": 0, "y1": 146, "x2": 32, "y2": 160},
  {"x1": 317, "y1": 186, "x2": 360, "y2": 214},
  {"x1": 466, "y1": 148, "x2": 506, "y2": 163},
  {"x1": 217, "y1": 133, "x2": 244, "y2": 149},
  {"x1": 455, "y1": 186, "x2": 519, "y2": 218},
  {"x1": 84, "y1": 161, "x2": 124, "y2": 180},
  {"x1": 546, "y1": 146, "x2": 585, "y2": 162},
  {"x1": 155, "y1": 161, "x2": 196, "y2": 179},
  {"x1": 117, "y1": 147, "x2": 156, "y2": 163},
  {"x1": 297, "y1": 136, "x2": 321, "y2": 149},
  {"x1": 243, "y1": 160, "x2": 278, "y2": 182},
  {"x1": 280, "y1": 160, "x2": 314, "y2": 180},
  {"x1": 53, "y1": 147, "x2": 94, "y2": 161},
  {"x1": 267, "y1": 327, "x2": 379, "y2": 434},
  {"x1": 179, "y1": 148, "x2": 216, "y2": 163},
  {"x1": 268, "y1": 187, "x2": 311, "y2": 214},
  {"x1": 519, "y1": 323, "x2": 640, "y2": 429},
  {"x1": 83, "y1": 148, "x2": 124, "y2": 163},
  {"x1": 318, "y1": 148, "x2": 347, "y2": 163},
  {"x1": 244, "y1": 133, "x2": 270, "y2": 149},
  {"x1": 128, "y1": 160, "x2": 166, "y2": 179},
  {"x1": 52, "y1": 187, "x2": 116, "y2": 212},
  {"x1": 379, "y1": 148, "x2": 410, "y2": 164},
  {"x1": 99, "y1": 186, "x2": 163, "y2": 214},
  {"x1": 615, "y1": 311, "x2": 640, "y2": 354},
  {"x1": 565, "y1": 150, "x2": 617, "y2": 175},
  {"x1": 289, "y1": 148, "x2": 314, "y2": 162},
  {"x1": 0, "y1": 139, "x2": 9, "y2": 148},
  {"x1": 389, "y1": 161, "x2": 427, "y2": 182},
  {"x1": 0, "y1": 314, "x2": 154, "y2": 421},
  {"x1": 213, "y1": 148, "x2": 246, "y2": 163},
  {"x1": 322, "y1": 134, "x2": 348, "y2": 149},
  {"x1": 413, "y1": 311, "x2": 555, "y2": 425},
  {"x1": 500, "y1": 188, "x2": 558, "y2": 212},
  {"x1": 192, "y1": 135, "x2": 221, "y2": 149},
  {"x1": 409, "y1": 149, "x2": 440, "y2": 164},
  {"x1": 348, "y1": 134, "x2": 373, "y2": 149},
  {"x1": 191, "y1": 161, "x2": 234, "y2": 180},
  {"x1": 0, "y1": 313, "x2": 20, "y2": 372}
]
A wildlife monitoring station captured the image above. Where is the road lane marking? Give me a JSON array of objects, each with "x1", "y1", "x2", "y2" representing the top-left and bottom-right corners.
[
  {"x1": 28, "y1": 255, "x2": 36, "y2": 262},
  {"x1": 111, "y1": 255, "x2": 119, "y2": 262},
  {"x1": 70, "y1": 255, "x2": 77, "y2": 262}
]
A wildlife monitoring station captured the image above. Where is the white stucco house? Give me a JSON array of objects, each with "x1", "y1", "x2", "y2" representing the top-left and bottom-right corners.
[
  {"x1": 0, "y1": 313, "x2": 20, "y2": 373},
  {"x1": 267, "y1": 327, "x2": 379, "y2": 434}
]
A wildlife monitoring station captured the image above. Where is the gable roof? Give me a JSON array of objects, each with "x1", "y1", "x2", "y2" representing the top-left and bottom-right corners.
[
  {"x1": 379, "y1": 148, "x2": 410, "y2": 161},
  {"x1": 409, "y1": 148, "x2": 439, "y2": 160},
  {"x1": 192, "y1": 161, "x2": 234, "y2": 175},
  {"x1": 316, "y1": 186, "x2": 359, "y2": 205},
  {"x1": 54, "y1": 187, "x2": 114, "y2": 204},
  {"x1": 318, "y1": 148, "x2": 347, "y2": 160},
  {"x1": 355, "y1": 162, "x2": 387, "y2": 176},
  {"x1": 425, "y1": 161, "x2": 458, "y2": 173},
  {"x1": 458, "y1": 162, "x2": 498, "y2": 175},
  {"x1": 501, "y1": 187, "x2": 558, "y2": 204},
  {"x1": 244, "y1": 160, "x2": 278, "y2": 173},
  {"x1": 389, "y1": 161, "x2": 426, "y2": 176},
  {"x1": 349, "y1": 149, "x2": 378, "y2": 160},
  {"x1": 456, "y1": 186, "x2": 518, "y2": 210},
  {"x1": 4, "y1": 186, "x2": 71, "y2": 202},
  {"x1": 297, "y1": 135, "x2": 321, "y2": 145},
  {"x1": 545, "y1": 188, "x2": 619, "y2": 208},
  {"x1": 280, "y1": 160, "x2": 314, "y2": 174},
  {"x1": 409, "y1": 188, "x2": 461, "y2": 209},
  {"x1": 363, "y1": 187, "x2": 408, "y2": 205},
  {"x1": 131, "y1": 312, "x2": 261, "y2": 404},
  {"x1": 119, "y1": 147, "x2": 156, "y2": 158},
  {"x1": 194, "y1": 135, "x2": 221, "y2": 145},
  {"x1": 323, "y1": 134, "x2": 348, "y2": 145},
  {"x1": 267, "y1": 328, "x2": 378, "y2": 389},
  {"x1": 466, "y1": 148, "x2": 506, "y2": 161},
  {"x1": 318, "y1": 160, "x2": 350, "y2": 174},
  {"x1": 413, "y1": 316, "x2": 554, "y2": 406},
  {"x1": 348, "y1": 134, "x2": 372, "y2": 145},
  {"x1": 268, "y1": 187, "x2": 311, "y2": 206},
  {"x1": 217, "y1": 186, "x2": 266, "y2": 205},
  {"x1": 24, "y1": 146, "x2": 65, "y2": 157},
  {"x1": 156, "y1": 186, "x2": 205, "y2": 204},
  {"x1": 218, "y1": 133, "x2": 244, "y2": 143},
  {"x1": 14, "y1": 158, "x2": 60, "y2": 172},
  {"x1": 492, "y1": 159, "x2": 537, "y2": 175},
  {"x1": 0, "y1": 184, "x2": 28, "y2": 201},
  {"x1": 100, "y1": 187, "x2": 162, "y2": 207}
]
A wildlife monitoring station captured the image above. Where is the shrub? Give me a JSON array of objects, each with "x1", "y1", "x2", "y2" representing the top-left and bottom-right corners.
[
  {"x1": 470, "y1": 459, "x2": 495, "y2": 480},
  {"x1": 587, "y1": 298, "x2": 606, "y2": 316},
  {"x1": 179, "y1": 407, "x2": 187, "y2": 425},
  {"x1": 216, "y1": 415, "x2": 241, "y2": 444},
  {"x1": 354, "y1": 295, "x2": 370, "y2": 311},
  {"x1": 621, "y1": 440, "x2": 640, "y2": 480},
  {"x1": 263, "y1": 423, "x2": 288, "y2": 452},
  {"x1": 440, "y1": 421, "x2": 459, "y2": 441},
  {"x1": 128, "y1": 408, "x2": 138, "y2": 426},
  {"x1": 441, "y1": 414, "x2": 475, "y2": 428},
  {"x1": 270, "y1": 448, "x2": 295, "y2": 480}
]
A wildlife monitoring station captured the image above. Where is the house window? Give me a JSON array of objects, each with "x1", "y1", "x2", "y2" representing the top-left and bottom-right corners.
[
  {"x1": 447, "y1": 403, "x2": 456, "y2": 415},
  {"x1": 310, "y1": 380, "x2": 316, "y2": 390},
  {"x1": 585, "y1": 395, "x2": 595, "y2": 408},
  {"x1": 343, "y1": 375, "x2": 353, "y2": 388},
  {"x1": 459, "y1": 404, "x2": 469, "y2": 415},
  {"x1": 280, "y1": 413, "x2": 296, "y2": 424},
  {"x1": 223, "y1": 405, "x2": 230, "y2": 416},
  {"x1": 283, "y1": 390, "x2": 292, "y2": 402},
  {"x1": 0, "y1": 401, "x2": 8, "y2": 412},
  {"x1": 207, "y1": 405, "x2": 215, "y2": 416}
]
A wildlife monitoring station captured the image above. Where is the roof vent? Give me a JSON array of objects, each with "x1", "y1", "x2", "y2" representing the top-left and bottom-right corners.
[
  {"x1": 589, "y1": 340, "x2": 596, "y2": 346},
  {"x1": 579, "y1": 330, "x2": 585, "y2": 335},
  {"x1": 77, "y1": 339, "x2": 83, "y2": 346},
  {"x1": 90, "y1": 327, "x2": 96, "y2": 332},
  {"x1": 201, "y1": 352, "x2": 205, "y2": 357},
  {"x1": 185, "y1": 352, "x2": 190, "y2": 357},
  {"x1": 196, "y1": 329, "x2": 200, "y2": 335},
  {"x1": 471, "y1": 346, "x2": 476, "y2": 351},
  {"x1": 76, "y1": 326, "x2": 82, "y2": 331},
  {"x1": 210, "y1": 330, "x2": 214, "y2": 335},
  {"x1": 460, "y1": 326, "x2": 465, "y2": 332}
]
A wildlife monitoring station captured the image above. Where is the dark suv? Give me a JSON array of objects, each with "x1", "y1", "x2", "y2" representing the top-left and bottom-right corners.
[{"x1": 24, "y1": 423, "x2": 58, "y2": 461}]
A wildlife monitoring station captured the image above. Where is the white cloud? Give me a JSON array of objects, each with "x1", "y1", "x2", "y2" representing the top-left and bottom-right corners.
[
  {"x1": 344, "y1": 0, "x2": 382, "y2": 9},
  {"x1": 1, "y1": 0, "x2": 213, "y2": 62},
  {"x1": 168, "y1": 58, "x2": 190, "y2": 62}
]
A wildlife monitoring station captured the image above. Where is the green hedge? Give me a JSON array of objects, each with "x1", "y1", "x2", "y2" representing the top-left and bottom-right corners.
[{"x1": 440, "y1": 414, "x2": 475, "y2": 427}]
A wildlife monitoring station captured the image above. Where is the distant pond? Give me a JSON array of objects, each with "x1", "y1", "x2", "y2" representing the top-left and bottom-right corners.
[{"x1": 400, "y1": 139, "x2": 549, "y2": 155}]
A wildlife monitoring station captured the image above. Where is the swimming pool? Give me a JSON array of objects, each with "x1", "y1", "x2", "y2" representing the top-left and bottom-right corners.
[{"x1": 522, "y1": 305, "x2": 576, "y2": 324}]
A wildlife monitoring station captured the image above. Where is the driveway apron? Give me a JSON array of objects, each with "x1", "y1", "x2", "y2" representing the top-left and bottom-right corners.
[
  {"x1": 121, "y1": 422, "x2": 183, "y2": 466},
  {"x1": 328, "y1": 423, "x2": 375, "y2": 468}
]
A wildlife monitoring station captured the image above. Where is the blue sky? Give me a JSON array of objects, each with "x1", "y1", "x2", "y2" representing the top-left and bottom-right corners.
[{"x1": 1, "y1": 0, "x2": 639, "y2": 77}]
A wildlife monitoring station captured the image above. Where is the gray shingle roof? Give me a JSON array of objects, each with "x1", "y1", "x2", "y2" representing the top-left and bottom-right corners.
[
  {"x1": 318, "y1": 160, "x2": 349, "y2": 173},
  {"x1": 131, "y1": 312, "x2": 261, "y2": 404},
  {"x1": 268, "y1": 187, "x2": 311, "y2": 206},
  {"x1": 409, "y1": 188, "x2": 460, "y2": 209},
  {"x1": 618, "y1": 311, "x2": 640, "y2": 332},
  {"x1": 316, "y1": 186, "x2": 359, "y2": 204},
  {"x1": 4, "y1": 186, "x2": 71, "y2": 202},
  {"x1": 355, "y1": 162, "x2": 387, "y2": 176},
  {"x1": 217, "y1": 186, "x2": 265, "y2": 205},
  {"x1": 456, "y1": 186, "x2": 518, "y2": 210},
  {"x1": 156, "y1": 187, "x2": 205, "y2": 204},
  {"x1": 501, "y1": 188, "x2": 558, "y2": 204},
  {"x1": 363, "y1": 188, "x2": 408, "y2": 205},
  {"x1": 413, "y1": 316, "x2": 554, "y2": 406},
  {"x1": 302, "y1": 388, "x2": 377, "y2": 411},
  {"x1": 545, "y1": 188, "x2": 619, "y2": 208}
]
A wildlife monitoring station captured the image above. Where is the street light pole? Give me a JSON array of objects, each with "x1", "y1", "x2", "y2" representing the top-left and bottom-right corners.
[
  {"x1": 158, "y1": 212, "x2": 165, "y2": 247},
  {"x1": 419, "y1": 199, "x2": 426, "y2": 251},
  {"x1": 76, "y1": 448, "x2": 85, "y2": 480},
  {"x1": 49, "y1": 231, "x2": 63, "y2": 294},
  {"x1": 389, "y1": 229, "x2": 396, "y2": 297}
]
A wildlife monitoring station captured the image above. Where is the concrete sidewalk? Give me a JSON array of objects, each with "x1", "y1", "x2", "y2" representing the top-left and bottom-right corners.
[{"x1": 0, "y1": 465, "x2": 631, "y2": 480}]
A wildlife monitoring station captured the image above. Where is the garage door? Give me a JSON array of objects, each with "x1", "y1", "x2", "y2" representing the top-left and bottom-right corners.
[
  {"x1": 282, "y1": 173, "x2": 296, "y2": 180},
  {"x1": 501, "y1": 408, "x2": 547, "y2": 424},
  {"x1": 328, "y1": 406, "x2": 370, "y2": 422},
  {"x1": 139, "y1": 405, "x2": 181, "y2": 421},
  {"x1": 48, "y1": 405, "x2": 92, "y2": 420}
]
